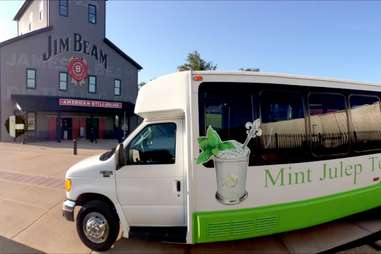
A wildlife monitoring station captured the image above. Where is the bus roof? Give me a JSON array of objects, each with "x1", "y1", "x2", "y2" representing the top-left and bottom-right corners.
[
  {"x1": 135, "y1": 71, "x2": 191, "y2": 120},
  {"x1": 193, "y1": 71, "x2": 381, "y2": 88}
]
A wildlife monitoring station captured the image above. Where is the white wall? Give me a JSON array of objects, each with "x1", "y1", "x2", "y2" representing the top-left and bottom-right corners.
[{"x1": 18, "y1": 0, "x2": 48, "y2": 35}]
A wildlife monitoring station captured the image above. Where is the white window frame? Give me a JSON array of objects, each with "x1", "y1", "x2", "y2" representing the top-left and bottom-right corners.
[
  {"x1": 26, "y1": 69, "x2": 36, "y2": 89},
  {"x1": 88, "y1": 75, "x2": 97, "y2": 94},
  {"x1": 88, "y1": 4, "x2": 97, "y2": 24},
  {"x1": 114, "y1": 79, "x2": 121, "y2": 96},
  {"x1": 59, "y1": 72, "x2": 68, "y2": 91}
]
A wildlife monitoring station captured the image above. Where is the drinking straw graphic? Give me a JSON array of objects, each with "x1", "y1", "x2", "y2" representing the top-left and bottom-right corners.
[{"x1": 242, "y1": 119, "x2": 262, "y2": 150}]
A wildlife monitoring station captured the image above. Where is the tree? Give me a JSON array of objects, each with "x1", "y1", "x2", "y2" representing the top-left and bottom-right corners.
[
  {"x1": 177, "y1": 50, "x2": 217, "y2": 71},
  {"x1": 239, "y1": 68, "x2": 260, "y2": 72},
  {"x1": 138, "y1": 77, "x2": 157, "y2": 89},
  {"x1": 138, "y1": 82, "x2": 146, "y2": 89}
]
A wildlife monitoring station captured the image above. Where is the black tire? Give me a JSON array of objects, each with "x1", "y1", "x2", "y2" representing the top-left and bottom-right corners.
[{"x1": 76, "y1": 200, "x2": 119, "y2": 252}]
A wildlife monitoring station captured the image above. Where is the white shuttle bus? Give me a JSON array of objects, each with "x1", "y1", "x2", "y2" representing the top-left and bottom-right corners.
[{"x1": 63, "y1": 71, "x2": 381, "y2": 251}]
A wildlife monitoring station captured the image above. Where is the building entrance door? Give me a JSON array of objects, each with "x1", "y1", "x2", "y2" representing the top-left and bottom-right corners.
[
  {"x1": 86, "y1": 118, "x2": 99, "y2": 142},
  {"x1": 61, "y1": 118, "x2": 72, "y2": 140}
]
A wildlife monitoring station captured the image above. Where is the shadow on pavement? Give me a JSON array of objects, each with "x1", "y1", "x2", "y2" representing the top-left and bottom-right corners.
[
  {"x1": 104, "y1": 238, "x2": 187, "y2": 254},
  {"x1": 0, "y1": 236, "x2": 44, "y2": 254},
  {"x1": 21, "y1": 140, "x2": 118, "y2": 151},
  {"x1": 103, "y1": 235, "x2": 288, "y2": 254},
  {"x1": 99, "y1": 208, "x2": 381, "y2": 254}
]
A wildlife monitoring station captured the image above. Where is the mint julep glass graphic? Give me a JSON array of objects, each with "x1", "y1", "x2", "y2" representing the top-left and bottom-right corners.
[{"x1": 197, "y1": 119, "x2": 262, "y2": 205}]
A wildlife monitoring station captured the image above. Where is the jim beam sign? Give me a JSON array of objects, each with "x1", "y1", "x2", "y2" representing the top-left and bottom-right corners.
[
  {"x1": 67, "y1": 56, "x2": 88, "y2": 86},
  {"x1": 43, "y1": 33, "x2": 108, "y2": 69}
]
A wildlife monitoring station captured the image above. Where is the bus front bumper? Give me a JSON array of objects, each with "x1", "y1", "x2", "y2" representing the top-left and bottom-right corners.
[{"x1": 62, "y1": 200, "x2": 76, "y2": 221}]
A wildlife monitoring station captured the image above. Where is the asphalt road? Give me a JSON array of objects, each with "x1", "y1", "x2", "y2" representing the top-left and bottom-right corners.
[{"x1": 0, "y1": 140, "x2": 381, "y2": 254}]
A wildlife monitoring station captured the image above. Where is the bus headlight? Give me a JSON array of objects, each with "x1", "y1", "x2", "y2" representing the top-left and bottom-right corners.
[{"x1": 65, "y1": 178, "x2": 72, "y2": 192}]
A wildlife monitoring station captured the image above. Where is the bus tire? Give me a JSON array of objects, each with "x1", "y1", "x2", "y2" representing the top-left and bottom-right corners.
[{"x1": 76, "y1": 200, "x2": 119, "y2": 252}]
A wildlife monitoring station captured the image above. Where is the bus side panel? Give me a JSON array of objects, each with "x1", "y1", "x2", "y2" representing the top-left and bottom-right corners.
[
  {"x1": 193, "y1": 183, "x2": 381, "y2": 243},
  {"x1": 190, "y1": 77, "x2": 381, "y2": 244}
]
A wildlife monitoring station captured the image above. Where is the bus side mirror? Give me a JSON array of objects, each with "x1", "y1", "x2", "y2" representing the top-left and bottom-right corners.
[{"x1": 116, "y1": 143, "x2": 126, "y2": 170}]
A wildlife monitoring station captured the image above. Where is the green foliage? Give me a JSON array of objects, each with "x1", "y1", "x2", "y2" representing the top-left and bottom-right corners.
[
  {"x1": 196, "y1": 126, "x2": 234, "y2": 164},
  {"x1": 138, "y1": 82, "x2": 146, "y2": 88},
  {"x1": 239, "y1": 68, "x2": 260, "y2": 72},
  {"x1": 177, "y1": 50, "x2": 217, "y2": 71}
]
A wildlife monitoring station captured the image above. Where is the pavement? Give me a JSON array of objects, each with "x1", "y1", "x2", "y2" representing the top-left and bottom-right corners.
[
  {"x1": 0, "y1": 140, "x2": 114, "y2": 254},
  {"x1": 0, "y1": 140, "x2": 381, "y2": 253}
]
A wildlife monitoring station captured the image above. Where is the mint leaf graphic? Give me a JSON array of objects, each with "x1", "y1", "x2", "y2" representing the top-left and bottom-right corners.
[
  {"x1": 212, "y1": 147, "x2": 220, "y2": 156},
  {"x1": 207, "y1": 126, "x2": 222, "y2": 147},
  {"x1": 219, "y1": 141, "x2": 234, "y2": 150},
  {"x1": 197, "y1": 150, "x2": 213, "y2": 164},
  {"x1": 197, "y1": 137, "x2": 209, "y2": 151},
  {"x1": 196, "y1": 126, "x2": 235, "y2": 164}
]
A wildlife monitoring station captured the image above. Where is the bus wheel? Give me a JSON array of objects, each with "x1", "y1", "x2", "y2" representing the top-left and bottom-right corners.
[{"x1": 76, "y1": 200, "x2": 119, "y2": 252}]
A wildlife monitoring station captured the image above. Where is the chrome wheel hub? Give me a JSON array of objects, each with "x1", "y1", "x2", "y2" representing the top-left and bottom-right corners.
[{"x1": 83, "y1": 212, "x2": 109, "y2": 244}]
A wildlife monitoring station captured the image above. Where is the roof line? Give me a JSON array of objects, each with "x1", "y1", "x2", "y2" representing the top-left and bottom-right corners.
[
  {"x1": 0, "y1": 26, "x2": 53, "y2": 48},
  {"x1": 104, "y1": 38, "x2": 143, "y2": 70},
  {"x1": 13, "y1": 0, "x2": 32, "y2": 21},
  {"x1": 193, "y1": 71, "x2": 381, "y2": 87},
  {"x1": 11, "y1": 94, "x2": 134, "y2": 104}
]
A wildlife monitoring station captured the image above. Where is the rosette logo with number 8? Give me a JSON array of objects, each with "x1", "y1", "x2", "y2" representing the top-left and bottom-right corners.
[{"x1": 67, "y1": 56, "x2": 88, "y2": 86}]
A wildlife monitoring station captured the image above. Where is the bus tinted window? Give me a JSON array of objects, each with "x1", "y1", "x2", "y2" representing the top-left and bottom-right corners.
[
  {"x1": 259, "y1": 91, "x2": 307, "y2": 164},
  {"x1": 309, "y1": 93, "x2": 349, "y2": 156},
  {"x1": 126, "y1": 123, "x2": 176, "y2": 165},
  {"x1": 199, "y1": 83, "x2": 255, "y2": 167},
  {"x1": 201, "y1": 86, "x2": 254, "y2": 144},
  {"x1": 199, "y1": 82, "x2": 381, "y2": 166},
  {"x1": 349, "y1": 95, "x2": 381, "y2": 152}
]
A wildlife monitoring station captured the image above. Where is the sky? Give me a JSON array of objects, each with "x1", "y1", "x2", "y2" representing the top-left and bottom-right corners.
[{"x1": 1, "y1": 1, "x2": 381, "y2": 84}]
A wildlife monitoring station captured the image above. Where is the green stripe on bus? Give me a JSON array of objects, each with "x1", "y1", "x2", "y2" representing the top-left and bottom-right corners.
[{"x1": 193, "y1": 184, "x2": 381, "y2": 243}]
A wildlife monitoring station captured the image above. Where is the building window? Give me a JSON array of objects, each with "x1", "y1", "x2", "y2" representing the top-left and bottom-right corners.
[
  {"x1": 28, "y1": 12, "x2": 33, "y2": 31},
  {"x1": 27, "y1": 112, "x2": 36, "y2": 131},
  {"x1": 88, "y1": 75, "x2": 97, "y2": 93},
  {"x1": 26, "y1": 69, "x2": 36, "y2": 89},
  {"x1": 59, "y1": 72, "x2": 68, "y2": 91},
  {"x1": 88, "y1": 4, "x2": 97, "y2": 24},
  {"x1": 39, "y1": 1, "x2": 43, "y2": 20},
  {"x1": 114, "y1": 79, "x2": 121, "y2": 96},
  {"x1": 59, "y1": 0, "x2": 68, "y2": 17}
]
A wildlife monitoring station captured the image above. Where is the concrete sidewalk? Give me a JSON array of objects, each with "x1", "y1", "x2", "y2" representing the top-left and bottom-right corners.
[{"x1": 0, "y1": 142, "x2": 100, "y2": 253}]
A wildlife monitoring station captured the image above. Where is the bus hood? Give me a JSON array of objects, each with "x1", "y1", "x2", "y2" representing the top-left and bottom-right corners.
[{"x1": 65, "y1": 154, "x2": 114, "y2": 178}]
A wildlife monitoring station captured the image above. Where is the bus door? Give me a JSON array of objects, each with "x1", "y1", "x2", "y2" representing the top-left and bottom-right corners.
[{"x1": 115, "y1": 120, "x2": 185, "y2": 226}]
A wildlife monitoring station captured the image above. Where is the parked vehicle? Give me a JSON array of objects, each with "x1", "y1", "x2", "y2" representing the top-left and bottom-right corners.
[{"x1": 63, "y1": 71, "x2": 381, "y2": 251}]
